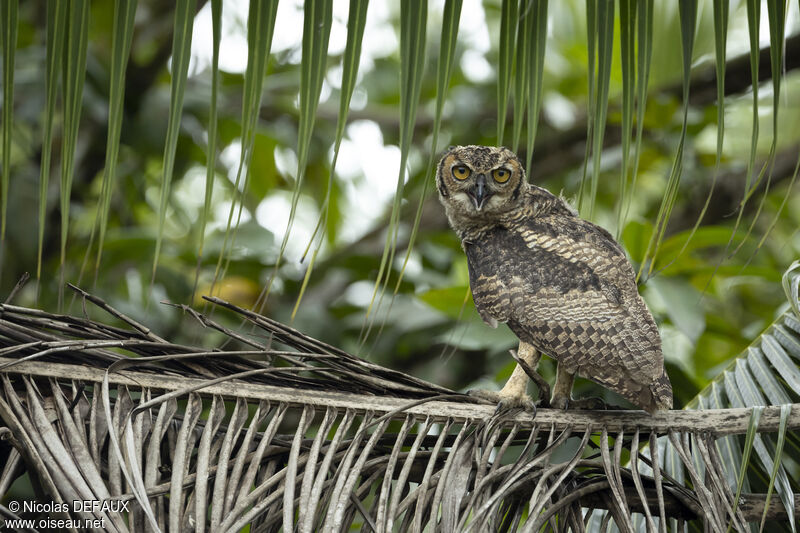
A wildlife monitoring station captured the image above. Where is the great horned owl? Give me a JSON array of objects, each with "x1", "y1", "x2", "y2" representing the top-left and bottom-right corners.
[{"x1": 436, "y1": 145, "x2": 672, "y2": 413}]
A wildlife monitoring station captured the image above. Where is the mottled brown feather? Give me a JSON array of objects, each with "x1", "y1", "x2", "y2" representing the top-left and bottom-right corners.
[{"x1": 437, "y1": 145, "x2": 673, "y2": 412}]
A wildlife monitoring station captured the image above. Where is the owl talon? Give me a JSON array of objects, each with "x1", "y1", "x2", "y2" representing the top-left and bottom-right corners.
[
  {"x1": 467, "y1": 389, "x2": 502, "y2": 404},
  {"x1": 570, "y1": 397, "x2": 609, "y2": 410},
  {"x1": 550, "y1": 394, "x2": 569, "y2": 410},
  {"x1": 550, "y1": 396, "x2": 609, "y2": 410},
  {"x1": 508, "y1": 348, "x2": 548, "y2": 408},
  {"x1": 468, "y1": 389, "x2": 535, "y2": 413},
  {"x1": 535, "y1": 396, "x2": 550, "y2": 408}
]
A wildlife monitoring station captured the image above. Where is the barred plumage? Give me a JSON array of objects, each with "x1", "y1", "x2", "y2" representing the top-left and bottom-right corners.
[{"x1": 437, "y1": 145, "x2": 672, "y2": 413}]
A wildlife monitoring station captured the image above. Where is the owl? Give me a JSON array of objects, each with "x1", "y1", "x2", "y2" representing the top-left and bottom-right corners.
[{"x1": 436, "y1": 145, "x2": 672, "y2": 413}]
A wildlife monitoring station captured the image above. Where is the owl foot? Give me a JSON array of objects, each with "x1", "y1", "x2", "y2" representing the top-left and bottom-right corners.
[
  {"x1": 550, "y1": 395, "x2": 608, "y2": 410},
  {"x1": 509, "y1": 349, "x2": 550, "y2": 405},
  {"x1": 468, "y1": 389, "x2": 536, "y2": 413}
]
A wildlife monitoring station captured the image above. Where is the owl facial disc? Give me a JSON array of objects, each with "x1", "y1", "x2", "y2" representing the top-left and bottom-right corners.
[{"x1": 468, "y1": 174, "x2": 491, "y2": 211}]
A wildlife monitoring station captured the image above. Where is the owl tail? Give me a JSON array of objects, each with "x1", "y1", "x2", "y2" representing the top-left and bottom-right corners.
[{"x1": 645, "y1": 369, "x2": 673, "y2": 414}]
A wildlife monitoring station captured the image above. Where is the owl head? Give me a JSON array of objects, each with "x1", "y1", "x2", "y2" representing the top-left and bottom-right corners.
[{"x1": 436, "y1": 145, "x2": 528, "y2": 222}]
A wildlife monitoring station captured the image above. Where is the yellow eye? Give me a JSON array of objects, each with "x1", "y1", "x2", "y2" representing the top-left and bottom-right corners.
[
  {"x1": 492, "y1": 168, "x2": 511, "y2": 183},
  {"x1": 452, "y1": 165, "x2": 471, "y2": 180}
]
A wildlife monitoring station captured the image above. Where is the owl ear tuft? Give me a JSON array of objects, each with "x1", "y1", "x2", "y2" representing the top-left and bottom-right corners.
[
  {"x1": 436, "y1": 154, "x2": 451, "y2": 197},
  {"x1": 511, "y1": 178, "x2": 524, "y2": 201},
  {"x1": 437, "y1": 175, "x2": 449, "y2": 197}
]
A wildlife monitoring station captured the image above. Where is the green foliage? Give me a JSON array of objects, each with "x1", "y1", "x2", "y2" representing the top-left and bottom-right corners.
[
  {"x1": 682, "y1": 262, "x2": 800, "y2": 531},
  {"x1": 0, "y1": 0, "x2": 798, "y2": 420},
  {"x1": 36, "y1": 0, "x2": 66, "y2": 287},
  {"x1": 496, "y1": 0, "x2": 517, "y2": 145},
  {"x1": 578, "y1": 0, "x2": 614, "y2": 219},
  {"x1": 90, "y1": 0, "x2": 137, "y2": 283},
  {"x1": 58, "y1": 0, "x2": 90, "y2": 306},
  {"x1": 0, "y1": 0, "x2": 17, "y2": 246},
  {"x1": 192, "y1": 0, "x2": 221, "y2": 301},
  {"x1": 272, "y1": 0, "x2": 333, "y2": 311},
  {"x1": 1, "y1": 3, "x2": 799, "y2": 529}
]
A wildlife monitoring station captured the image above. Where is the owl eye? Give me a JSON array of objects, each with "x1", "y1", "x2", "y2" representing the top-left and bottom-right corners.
[
  {"x1": 492, "y1": 168, "x2": 511, "y2": 183},
  {"x1": 452, "y1": 165, "x2": 471, "y2": 180}
]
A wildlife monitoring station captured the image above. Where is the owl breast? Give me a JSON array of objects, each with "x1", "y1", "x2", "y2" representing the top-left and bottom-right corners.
[{"x1": 465, "y1": 225, "x2": 609, "y2": 323}]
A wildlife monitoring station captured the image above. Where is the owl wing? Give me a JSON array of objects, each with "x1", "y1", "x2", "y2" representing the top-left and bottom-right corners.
[{"x1": 465, "y1": 214, "x2": 665, "y2": 401}]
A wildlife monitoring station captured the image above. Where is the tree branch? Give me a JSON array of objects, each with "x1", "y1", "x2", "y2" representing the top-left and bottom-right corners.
[
  {"x1": 1, "y1": 356, "x2": 798, "y2": 436},
  {"x1": 688, "y1": 33, "x2": 800, "y2": 107}
]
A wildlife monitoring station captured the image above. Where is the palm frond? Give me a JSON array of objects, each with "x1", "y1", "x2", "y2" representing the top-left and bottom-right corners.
[
  {"x1": 1, "y1": 267, "x2": 799, "y2": 530},
  {"x1": 593, "y1": 260, "x2": 800, "y2": 531},
  {"x1": 682, "y1": 260, "x2": 800, "y2": 531}
]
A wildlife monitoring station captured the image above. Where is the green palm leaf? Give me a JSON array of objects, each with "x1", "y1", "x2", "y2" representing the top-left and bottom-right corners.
[
  {"x1": 0, "y1": 0, "x2": 17, "y2": 248},
  {"x1": 619, "y1": 0, "x2": 653, "y2": 236},
  {"x1": 191, "y1": 0, "x2": 222, "y2": 303},
  {"x1": 357, "y1": 0, "x2": 464, "y2": 352},
  {"x1": 58, "y1": 0, "x2": 90, "y2": 308},
  {"x1": 36, "y1": 0, "x2": 66, "y2": 294},
  {"x1": 582, "y1": 0, "x2": 613, "y2": 220},
  {"x1": 360, "y1": 0, "x2": 427, "y2": 346},
  {"x1": 638, "y1": 0, "x2": 697, "y2": 280},
  {"x1": 291, "y1": 0, "x2": 369, "y2": 319},
  {"x1": 615, "y1": 0, "x2": 636, "y2": 237},
  {"x1": 211, "y1": 0, "x2": 278, "y2": 303},
  {"x1": 578, "y1": 0, "x2": 596, "y2": 216},
  {"x1": 266, "y1": 0, "x2": 333, "y2": 309},
  {"x1": 150, "y1": 0, "x2": 195, "y2": 295},
  {"x1": 713, "y1": 0, "x2": 761, "y2": 275},
  {"x1": 496, "y1": 0, "x2": 518, "y2": 145},
  {"x1": 93, "y1": 0, "x2": 138, "y2": 278},
  {"x1": 653, "y1": 0, "x2": 730, "y2": 275},
  {"x1": 737, "y1": 0, "x2": 789, "y2": 263},
  {"x1": 577, "y1": 0, "x2": 614, "y2": 218},
  {"x1": 524, "y1": 0, "x2": 548, "y2": 175},
  {"x1": 685, "y1": 260, "x2": 800, "y2": 531},
  {"x1": 395, "y1": 0, "x2": 462, "y2": 294},
  {"x1": 510, "y1": 0, "x2": 531, "y2": 153}
]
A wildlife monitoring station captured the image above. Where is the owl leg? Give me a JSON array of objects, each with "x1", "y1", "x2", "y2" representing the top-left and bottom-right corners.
[
  {"x1": 514, "y1": 342, "x2": 550, "y2": 404},
  {"x1": 549, "y1": 364, "x2": 575, "y2": 410},
  {"x1": 550, "y1": 364, "x2": 608, "y2": 410},
  {"x1": 468, "y1": 342, "x2": 541, "y2": 411}
]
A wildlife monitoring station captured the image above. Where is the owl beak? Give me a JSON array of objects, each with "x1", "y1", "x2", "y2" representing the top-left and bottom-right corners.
[{"x1": 469, "y1": 174, "x2": 491, "y2": 211}]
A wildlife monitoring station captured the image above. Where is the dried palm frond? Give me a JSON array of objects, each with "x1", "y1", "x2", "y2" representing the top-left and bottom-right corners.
[{"x1": 1, "y1": 276, "x2": 799, "y2": 532}]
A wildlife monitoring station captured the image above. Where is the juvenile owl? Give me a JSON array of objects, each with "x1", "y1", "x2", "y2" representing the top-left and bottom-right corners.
[{"x1": 436, "y1": 145, "x2": 672, "y2": 413}]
